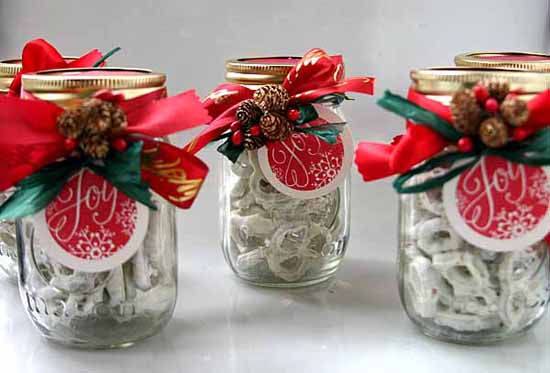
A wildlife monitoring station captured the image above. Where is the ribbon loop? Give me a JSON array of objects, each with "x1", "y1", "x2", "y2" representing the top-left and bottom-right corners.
[
  {"x1": 357, "y1": 90, "x2": 550, "y2": 194},
  {"x1": 378, "y1": 90, "x2": 462, "y2": 142},
  {"x1": 187, "y1": 48, "x2": 375, "y2": 159}
]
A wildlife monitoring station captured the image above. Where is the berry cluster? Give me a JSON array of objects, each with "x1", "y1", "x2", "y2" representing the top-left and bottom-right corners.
[{"x1": 450, "y1": 80, "x2": 529, "y2": 152}]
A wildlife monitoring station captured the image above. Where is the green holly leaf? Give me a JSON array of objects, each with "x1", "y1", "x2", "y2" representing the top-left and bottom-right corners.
[
  {"x1": 296, "y1": 104, "x2": 319, "y2": 125},
  {"x1": 0, "y1": 160, "x2": 81, "y2": 220},
  {"x1": 89, "y1": 141, "x2": 157, "y2": 209},
  {"x1": 295, "y1": 124, "x2": 344, "y2": 145},
  {"x1": 217, "y1": 137, "x2": 245, "y2": 163},
  {"x1": 377, "y1": 90, "x2": 463, "y2": 142}
]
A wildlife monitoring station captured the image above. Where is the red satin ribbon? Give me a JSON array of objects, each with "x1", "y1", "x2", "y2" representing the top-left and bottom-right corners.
[
  {"x1": 8, "y1": 38, "x2": 104, "y2": 97},
  {"x1": 185, "y1": 48, "x2": 375, "y2": 154},
  {"x1": 0, "y1": 89, "x2": 211, "y2": 208},
  {"x1": 355, "y1": 88, "x2": 550, "y2": 182}
]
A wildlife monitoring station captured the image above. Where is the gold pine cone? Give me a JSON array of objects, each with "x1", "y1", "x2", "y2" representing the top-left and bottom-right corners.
[
  {"x1": 57, "y1": 108, "x2": 84, "y2": 139},
  {"x1": 500, "y1": 98, "x2": 529, "y2": 127},
  {"x1": 80, "y1": 135, "x2": 110, "y2": 159},
  {"x1": 450, "y1": 89, "x2": 482, "y2": 135},
  {"x1": 243, "y1": 133, "x2": 266, "y2": 150},
  {"x1": 253, "y1": 84, "x2": 290, "y2": 113},
  {"x1": 479, "y1": 117, "x2": 509, "y2": 148},
  {"x1": 259, "y1": 112, "x2": 292, "y2": 141},
  {"x1": 236, "y1": 99, "x2": 263, "y2": 126},
  {"x1": 81, "y1": 98, "x2": 128, "y2": 135},
  {"x1": 485, "y1": 79, "x2": 510, "y2": 102}
]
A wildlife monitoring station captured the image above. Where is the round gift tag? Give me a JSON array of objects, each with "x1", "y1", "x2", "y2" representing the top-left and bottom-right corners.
[
  {"x1": 34, "y1": 169, "x2": 149, "y2": 272},
  {"x1": 443, "y1": 156, "x2": 550, "y2": 251},
  {"x1": 256, "y1": 104, "x2": 353, "y2": 199}
]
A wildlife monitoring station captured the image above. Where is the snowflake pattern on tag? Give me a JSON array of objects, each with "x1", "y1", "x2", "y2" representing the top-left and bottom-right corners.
[
  {"x1": 443, "y1": 156, "x2": 550, "y2": 252},
  {"x1": 72, "y1": 226, "x2": 116, "y2": 260},
  {"x1": 256, "y1": 104, "x2": 353, "y2": 199},
  {"x1": 115, "y1": 200, "x2": 138, "y2": 236},
  {"x1": 34, "y1": 169, "x2": 149, "y2": 272},
  {"x1": 308, "y1": 149, "x2": 343, "y2": 189}
]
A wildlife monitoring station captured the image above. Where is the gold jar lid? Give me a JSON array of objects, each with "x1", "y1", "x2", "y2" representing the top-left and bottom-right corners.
[
  {"x1": 455, "y1": 52, "x2": 550, "y2": 72},
  {"x1": 1, "y1": 56, "x2": 86, "y2": 95},
  {"x1": 22, "y1": 67, "x2": 166, "y2": 107},
  {"x1": 225, "y1": 57, "x2": 301, "y2": 85},
  {"x1": 0, "y1": 58, "x2": 23, "y2": 94},
  {"x1": 411, "y1": 67, "x2": 550, "y2": 96}
]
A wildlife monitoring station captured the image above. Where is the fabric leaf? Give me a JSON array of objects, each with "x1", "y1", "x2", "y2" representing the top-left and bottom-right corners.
[
  {"x1": 217, "y1": 137, "x2": 245, "y2": 163},
  {"x1": 378, "y1": 90, "x2": 462, "y2": 142},
  {"x1": 0, "y1": 159, "x2": 81, "y2": 220},
  {"x1": 89, "y1": 141, "x2": 156, "y2": 209}
]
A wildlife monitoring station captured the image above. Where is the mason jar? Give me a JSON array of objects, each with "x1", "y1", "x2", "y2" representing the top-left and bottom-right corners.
[
  {"x1": 0, "y1": 59, "x2": 23, "y2": 282},
  {"x1": 0, "y1": 56, "x2": 81, "y2": 282},
  {"x1": 17, "y1": 68, "x2": 177, "y2": 348},
  {"x1": 398, "y1": 67, "x2": 550, "y2": 344},
  {"x1": 221, "y1": 57, "x2": 350, "y2": 287},
  {"x1": 455, "y1": 51, "x2": 550, "y2": 72}
]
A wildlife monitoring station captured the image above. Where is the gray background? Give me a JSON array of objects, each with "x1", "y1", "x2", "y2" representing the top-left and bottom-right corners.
[
  {"x1": 0, "y1": 1, "x2": 549, "y2": 256},
  {"x1": 0, "y1": 3, "x2": 549, "y2": 372}
]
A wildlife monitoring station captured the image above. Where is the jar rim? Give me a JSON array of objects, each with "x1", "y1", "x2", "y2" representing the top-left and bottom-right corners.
[
  {"x1": 410, "y1": 66, "x2": 550, "y2": 94},
  {"x1": 455, "y1": 51, "x2": 550, "y2": 72},
  {"x1": 0, "y1": 58, "x2": 23, "y2": 77},
  {"x1": 22, "y1": 67, "x2": 166, "y2": 93},
  {"x1": 225, "y1": 56, "x2": 301, "y2": 84}
]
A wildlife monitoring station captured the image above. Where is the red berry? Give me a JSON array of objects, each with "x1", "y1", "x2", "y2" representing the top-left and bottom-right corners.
[
  {"x1": 63, "y1": 138, "x2": 78, "y2": 152},
  {"x1": 457, "y1": 137, "x2": 474, "y2": 153},
  {"x1": 473, "y1": 84, "x2": 489, "y2": 103},
  {"x1": 286, "y1": 108, "x2": 301, "y2": 122},
  {"x1": 231, "y1": 130, "x2": 244, "y2": 146},
  {"x1": 485, "y1": 98, "x2": 499, "y2": 113},
  {"x1": 112, "y1": 138, "x2": 128, "y2": 152},
  {"x1": 230, "y1": 121, "x2": 241, "y2": 132},
  {"x1": 512, "y1": 128, "x2": 529, "y2": 142},
  {"x1": 249, "y1": 125, "x2": 261, "y2": 137}
]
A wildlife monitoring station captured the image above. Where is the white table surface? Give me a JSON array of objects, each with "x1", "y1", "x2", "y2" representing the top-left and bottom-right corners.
[
  {"x1": 1, "y1": 1, "x2": 549, "y2": 371},
  {"x1": 0, "y1": 167, "x2": 548, "y2": 373},
  {"x1": 0, "y1": 201, "x2": 548, "y2": 373}
]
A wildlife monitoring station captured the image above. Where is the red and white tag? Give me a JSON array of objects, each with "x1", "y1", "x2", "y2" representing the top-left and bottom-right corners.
[
  {"x1": 34, "y1": 169, "x2": 149, "y2": 272},
  {"x1": 256, "y1": 104, "x2": 353, "y2": 199},
  {"x1": 443, "y1": 156, "x2": 550, "y2": 251}
]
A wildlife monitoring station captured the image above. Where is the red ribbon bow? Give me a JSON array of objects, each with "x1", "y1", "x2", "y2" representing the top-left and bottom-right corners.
[
  {"x1": 185, "y1": 48, "x2": 375, "y2": 154},
  {"x1": 0, "y1": 88, "x2": 212, "y2": 208},
  {"x1": 355, "y1": 89, "x2": 550, "y2": 181},
  {"x1": 8, "y1": 38, "x2": 104, "y2": 97}
]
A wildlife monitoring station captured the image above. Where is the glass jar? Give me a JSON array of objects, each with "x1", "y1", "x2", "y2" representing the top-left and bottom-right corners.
[
  {"x1": 17, "y1": 68, "x2": 177, "y2": 348},
  {"x1": 0, "y1": 59, "x2": 23, "y2": 282},
  {"x1": 221, "y1": 58, "x2": 350, "y2": 287},
  {"x1": 0, "y1": 56, "x2": 80, "y2": 282},
  {"x1": 398, "y1": 67, "x2": 550, "y2": 344},
  {"x1": 455, "y1": 51, "x2": 550, "y2": 72}
]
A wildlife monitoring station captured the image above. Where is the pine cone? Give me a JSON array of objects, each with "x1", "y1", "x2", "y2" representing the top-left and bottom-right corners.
[
  {"x1": 450, "y1": 89, "x2": 482, "y2": 135},
  {"x1": 500, "y1": 97, "x2": 529, "y2": 127},
  {"x1": 485, "y1": 79, "x2": 510, "y2": 102},
  {"x1": 57, "y1": 108, "x2": 84, "y2": 138},
  {"x1": 80, "y1": 135, "x2": 110, "y2": 158},
  {"x1": 243, "y1": 133, "x2": 266, "y2": 150},
  {"x1": 259, "y1": 112, "x2": 292, "y2": 141},
  {"x1": 253, "y1": 84, "x2": 289, "y2": 113},
  {"x1": 236, "y1": 99, "x2": 263, "y2": 126},
  {"x1": 479, "y1": 117, "x2": 509, "y2": 148},
  {"x1": 81, "y1": 98, "x2": 127, "y2": 135}
]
